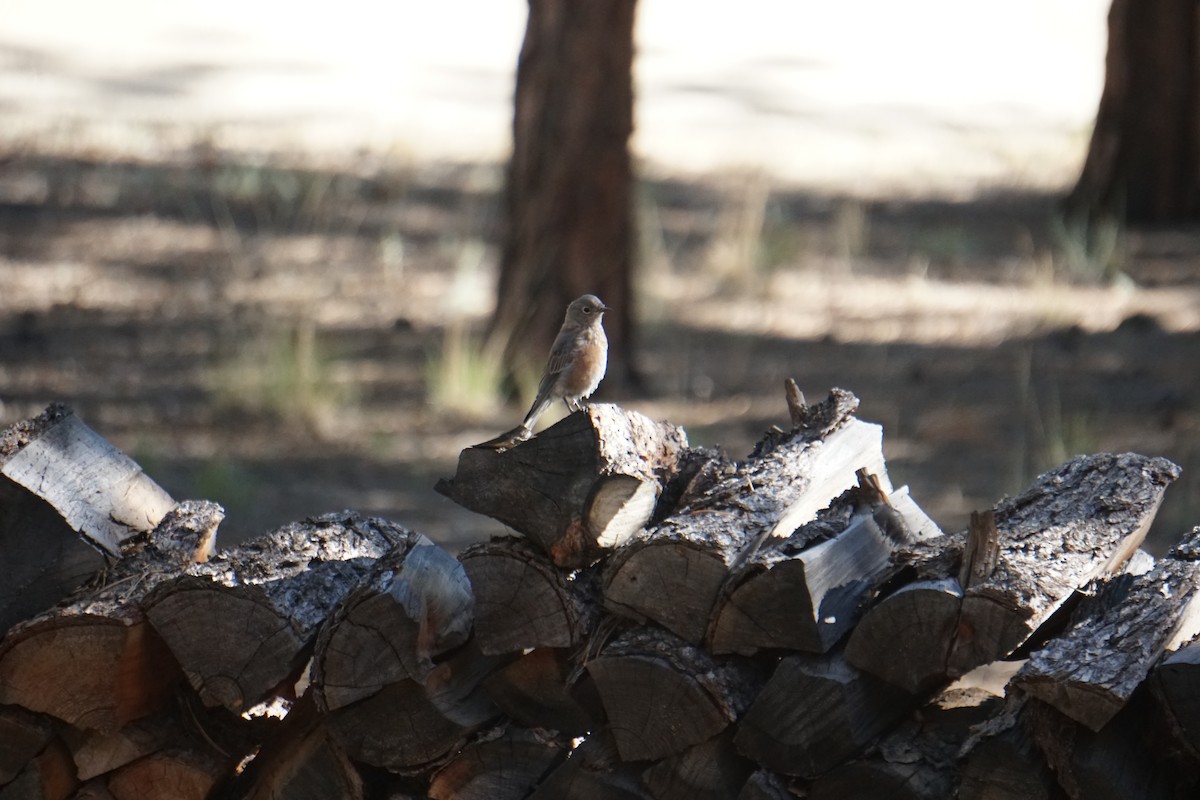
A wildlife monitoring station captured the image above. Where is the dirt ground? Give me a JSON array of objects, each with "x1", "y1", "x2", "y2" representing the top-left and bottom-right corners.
[{"x1": 1, "y1": 152, "x2": 1198, "y2": 554}]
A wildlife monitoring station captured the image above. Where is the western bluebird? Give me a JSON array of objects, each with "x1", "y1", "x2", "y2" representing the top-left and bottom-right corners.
[
  {"x1": 475, "y1": 293, "x2": 608, "y2": 449},
  {"x1": 521, "y1": 294, "x2": 609, "y2": 431}
]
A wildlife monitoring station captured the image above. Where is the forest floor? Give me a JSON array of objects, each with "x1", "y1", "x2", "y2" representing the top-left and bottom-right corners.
[{"x1": 1, "y1": 151, "x2": 1198, "y2": 554}]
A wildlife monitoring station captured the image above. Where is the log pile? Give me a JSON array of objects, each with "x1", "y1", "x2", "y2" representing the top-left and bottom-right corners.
[{"x1": 1, "y1": 389, "x2": 1199, "y2": 799}]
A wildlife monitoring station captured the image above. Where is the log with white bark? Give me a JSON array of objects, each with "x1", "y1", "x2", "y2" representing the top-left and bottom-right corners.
[
  {"x1": 0, "y1": 502, "x2": 225, "y2": 734},
  {"x1": 437, "y1": 405, "x2": 690, "y2": 567},
  {"x1": 0, "y1": 405, "x2": 176, "y2": 638}
]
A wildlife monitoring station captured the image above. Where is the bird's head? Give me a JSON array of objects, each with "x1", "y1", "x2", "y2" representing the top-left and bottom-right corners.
[{"x1": 567, "y1": 294, "x2": 608, "y2": 323}]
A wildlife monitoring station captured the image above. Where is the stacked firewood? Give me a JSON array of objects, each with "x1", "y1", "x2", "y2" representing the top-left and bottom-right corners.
[{"x1": 1, "y1": 389, "x2": 1198, "y2": 800}]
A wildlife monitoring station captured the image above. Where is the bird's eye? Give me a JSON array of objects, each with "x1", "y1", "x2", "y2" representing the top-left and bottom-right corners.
[{"x1": 583, "y1": 306, "x2": 593, "y2": 313}]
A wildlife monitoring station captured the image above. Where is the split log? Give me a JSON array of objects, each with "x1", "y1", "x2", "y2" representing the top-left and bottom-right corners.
[
  {"x1": 586, "y1": 627, "x2": 759, "y2": 762},
  {"x1": 807, "y1": 663, "x2": 1015, "y2": 800},
  {"x1": 0, "y1": 405, "x2": 175, "y2": 638},
  {"x1": 1013, "y1": 527, "x2": 1200, "y2": 731},
  {"x1": 71, "y1": 781, "x2": 116, "y2": 800},
  {"x1": 427, "y1": 727, "x2": 566, "y2": 800},
  {"x1": 323, "y1": 642, "x2": 502, "y2": 772},
  {"x1": 1152, "y1": 638, "x2": 1200, "y2": 759},
  {"x1": 604, "y1": 389, "x2": 888, "y2": 643},
  {"x1": 0, "y1": 738, "x2": 75, "y2": 800},
  {"x1": 1024, "y1": 695, "x2": 1187, "y2": 800},
  {"x1": 459, "y1": 538, "x2": 599, "y2": 654},
  {"x1": 528, "y1": 730, "x2": 650, "y2": 800},
  {"x1": 710, "y1": 480, "x2": 940, "y2": 656},
  {"x1": 236, "y1": 722, "x2": 362, "y2": 800},
  {"x1": 482, "y1": 648, "x2": 601, "y2": 736},
  {"x1": 736, "y1": 769, "x2": 792, "y2": 800},
  {"x1": 437, "y1": 405, "x2": 690, "y2": 567},
  {"x1": 845, "y1": 453, "x2": 1179, "y2": 691},
  {"x1": 144, "y1": 511, "x2": 412, "y2": 714},
  {"x1": 807, "y1": 760, "x2": 949, "y2": 800},
  {"x1": 211, "y1": 692, "x2": 360, "y2": 800},
  {"x1": 104, "y1": 744, "x2": 225, "y2": 800},
  {"x1": 733, "y1": 651, "x2": 916, "y2": 778},
  {"x1": 62, "y1": 699, "x2": 252, "y2": 786},
  {"x1": 640, "y1": 730, "x2": 754, "y2": 800},
  {"x1": 0, "y1": 705, "x2": 58, "y2": 785},
  {"x1": 843, "y1": 577, "x2": 964, "y2": 695},
  {"x1": 0, "y1": 503, "x2": 226, "y2": 733},
  {"x1": 310, "y1": 531, "x2": 474, "y2": 713},
  {"x1": 958, "y1": 720, "x2": 1062, "y2": 800}
]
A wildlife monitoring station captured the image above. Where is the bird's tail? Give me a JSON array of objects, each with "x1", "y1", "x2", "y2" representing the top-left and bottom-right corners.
[
  {"x1": 521, "y1": 396, "x2": 553, "y2": 431},
  {"x1": 472, "y1": 423, "x2": 533, "y2": 450}
]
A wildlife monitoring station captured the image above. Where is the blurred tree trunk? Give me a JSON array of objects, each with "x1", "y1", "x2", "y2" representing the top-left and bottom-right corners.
[
  {"x1": 489, "y1": 0, "x2": 638, "y2": 389},
  {"x1": 1066, "y1": 0, "x2": 1200, "y2": 223}
]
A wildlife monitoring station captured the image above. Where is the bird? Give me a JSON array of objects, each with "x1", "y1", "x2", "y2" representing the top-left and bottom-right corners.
[{"x1": 476, "y1": 293, "x2": 609, "y2": 449}]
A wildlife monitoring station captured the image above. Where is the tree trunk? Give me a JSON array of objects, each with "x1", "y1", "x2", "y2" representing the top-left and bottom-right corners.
[
  {"x1": 1067, "y1": 0, "x2": 1200, "y2": 223},
  {"x1": 491, "y1": 0, "x2": 637, "y2": 388}
]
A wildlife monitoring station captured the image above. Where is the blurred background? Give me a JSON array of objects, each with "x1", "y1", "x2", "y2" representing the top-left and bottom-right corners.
[{"x1": 1, "y1": 0, "x2": 1197, "y2": 552}]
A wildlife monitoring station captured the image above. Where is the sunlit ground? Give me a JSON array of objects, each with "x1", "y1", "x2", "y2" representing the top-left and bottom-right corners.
[
  {"x1": 3, "y1": 0, "x2": 1105, "y2": 189},
  {"x1": 4, "y1": 0, "x2": 1198, "y2": 553}
]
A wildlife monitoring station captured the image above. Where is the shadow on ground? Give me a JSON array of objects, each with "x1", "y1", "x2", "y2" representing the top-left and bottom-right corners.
[{"x1": 1, "y1": 151, "x2": 1197, "y2": 553}]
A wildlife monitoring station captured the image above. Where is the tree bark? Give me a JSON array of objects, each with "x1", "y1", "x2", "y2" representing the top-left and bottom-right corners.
[
  {"x1": 491, "y1": 0, "x2": 637, "y2": 388},
  {"x1": 845, "y1": 453, "x2": 1179, "y2": 693},
  {"x1": 145, "y1": 511, "x2": 412, "y2": 714},
  {"x1": 1014, "y1": 527, "x2": 1200, "y2": 731},
  {"x1": 1066, "y1": 0, "x2": 1200, "y2": 223}
]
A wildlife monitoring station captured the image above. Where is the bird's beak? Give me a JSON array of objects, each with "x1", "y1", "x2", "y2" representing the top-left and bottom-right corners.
[{"x1": 597, "y1": 301, "x2": 610, "y2": 313}]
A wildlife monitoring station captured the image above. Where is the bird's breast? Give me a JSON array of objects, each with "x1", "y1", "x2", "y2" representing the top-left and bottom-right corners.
[{"x1": 563, "y1": 329, "x2": 608, "y2": 398}]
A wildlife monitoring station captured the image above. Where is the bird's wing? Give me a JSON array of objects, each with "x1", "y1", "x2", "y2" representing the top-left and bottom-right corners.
[{"x1": 542, "y1": 328, "x2": 577, "y2": 379}]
